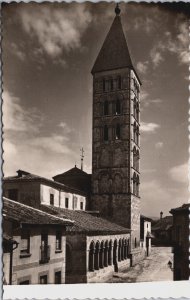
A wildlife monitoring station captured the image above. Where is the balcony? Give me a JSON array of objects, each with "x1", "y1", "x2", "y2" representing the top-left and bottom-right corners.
[{"x1": 39, "y1": 245, "x2": 50, "y2": 264}]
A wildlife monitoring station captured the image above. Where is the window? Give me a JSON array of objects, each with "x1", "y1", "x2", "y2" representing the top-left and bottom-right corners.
[
  {"x1": 115, "y1": 124, "x2": 121, "y2": 140},
  {"x1": 117, "y1": 76, "x2": 121, "y2": 89},
  {"x1": 55, "y1": 271, "x2": 61, "y2": 284},
  {"x1": 103, "y1": 125, "x2": 108, "y2": 141},
  {"x1": 104, "y1": 100, "x2": 109, "y2": 115},
  {"x1": 80, "y1": 202, "x2": 83, "y2": 210},
  {"x1": 8, "y1": 189, "x2": 18, "y2": 201},
  {"x1": 115, "y1": 99, "x2": 121, "y2": 115},
  {"x1": 50, "y1": 194, "x2": 54, "y2": 206},
  {"x1": 19, "y1": 280, "x2": 29, "y2": 285},
  {"x1": 134, "y1": 237, "x2": 137, "y2": 248},
  {"x1": 20, "y1": 231, "x2": 30, "y2": 255},
  {"x1": 103, "y1": 79, "x2": 106, "y2": 92},
  {"x1": 110, "y1": 79, "x2": 114, "y2": 91},
  {"x1": 65, "y1": 197, "x2": 69, "y2": 208},
  {"x1": 74, "y1": 196, "x2": 78, "y2": 209},
  {"x1": 56, "y1": 231, "x2": 62, "y2": 251},
  {"x1": 39, "y1": 275, "x2": 48, "y2": 284}
]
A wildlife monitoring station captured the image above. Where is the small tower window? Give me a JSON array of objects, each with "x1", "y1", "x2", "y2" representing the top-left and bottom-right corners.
[
  {"x1": 116, "y1": 99, "x2": 121, "y2": 115},
  {"x1": 110, "y1": 79, "x2": 114, "y2": 91},
  {"x1": 104, "y1": 125, "x2": 109, "y2": 141},
  {"x1": 103, "y1": 79, "x2": 106, "y2": 92},
  {"x1": 117, "y1": 76, "x2": 121, "y2": 89},
  {"x1": 50, "y1": 194, "x2": 54, "y2": 206},
  {"x1": 104, "y1": 100, "x2": 109, "y2": 115},
  {"x1": 115, "y1": 124, "x2": 121, "y2": 140}
]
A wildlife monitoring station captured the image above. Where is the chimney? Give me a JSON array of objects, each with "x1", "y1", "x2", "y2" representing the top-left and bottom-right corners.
[{"x1": 160, "y1": 211, "x2": 163, "y2": 219}]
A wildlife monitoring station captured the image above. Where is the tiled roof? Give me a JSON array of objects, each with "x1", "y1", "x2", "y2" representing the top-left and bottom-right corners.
[
  {"x1": 91, "y1": 15, "x2": 140, "y2": 83},
  {"x1": 39, "y1": 204, "x2": 130, "y2": 235},
  {"x1": 152, "y1": 216, "x2": 173, "y2": 231},
  {"x1": 53, "y1": 166, "x2": 90, "y2": 179},
  {"x1": 3, "y1": 197, "x2": 74, "y2": 226},
  {"x1": 3, "y1": 170, "x2": 86, "y2": 196},
  {"x1": 170, "y1": 203, "x2": 190, "y2": 214}
]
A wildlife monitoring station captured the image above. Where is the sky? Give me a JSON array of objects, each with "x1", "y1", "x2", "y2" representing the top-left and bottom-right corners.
[{"x1": 2, "y1": 2, "x2": 189, "y2": 217}]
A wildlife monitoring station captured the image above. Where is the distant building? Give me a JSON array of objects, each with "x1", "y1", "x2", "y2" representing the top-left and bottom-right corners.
[
  {"x1": 3, "y1": 169, "x2": 86, "y2": 211},
  {"x1": 170, "y1": 203, "x2": 190, "y2": 281},
  {"x1": 140, "y1": 215, "x2": 152, "y2": 256},
  {"x1": 3, "y1": 197, "x2": 73, "y2": 284},
  {"x1": 151, "y1": 213, "x2": 173, "y2": 246}
]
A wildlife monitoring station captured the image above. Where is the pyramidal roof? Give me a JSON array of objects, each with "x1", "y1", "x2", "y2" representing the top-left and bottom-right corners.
[{"x1": 91, "y1": 13, "x2": 134, "y2": 74}]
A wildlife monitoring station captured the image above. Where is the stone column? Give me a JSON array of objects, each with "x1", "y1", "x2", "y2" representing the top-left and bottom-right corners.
[
  {"x1": 99, "y1": 247, "x2": 104, "y2": 268},
  {"x1": 108, "y1": 245, "x2": 113, "y2": 265},
  {"x1": 104, "y1": 245, "x2": 108, "y2": 267}
]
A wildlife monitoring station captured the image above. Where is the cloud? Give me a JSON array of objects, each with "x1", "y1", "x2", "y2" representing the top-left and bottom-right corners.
[
  {"x1": 169, "y1": 162, "x2": 189, "y2": 184},
  {"x1": 19, "y1": 4, "x2": 92, "y2": 58},
  {"x1": 58, "y1": 122, "x2": 72, "y2": 134},
  {"x1": 10, "y1": 42, "x2": 26, "y2": 61},
  {"x1": 137, "y1": 61, "x2": 149, "y2": 74},
  {"x1": 3, "y1": 90, "x2": 43, "y2": 133},
  {"x1": 150, "y1": 48, "x2": 164, "y2": 68},
  {"x1": 150, "y1": 20, "x2": 189, "y2": 68},
  {"x1": 155, "y1": 142, "x2": 163, "y2": 149},
  {"x1": 141, "y1": 122, "x2": 160, "y2": 133}
]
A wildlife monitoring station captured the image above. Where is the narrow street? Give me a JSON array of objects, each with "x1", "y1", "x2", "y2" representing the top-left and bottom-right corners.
[{"x1": 109, "y1": 247, "x2": 173, "y2": 283}]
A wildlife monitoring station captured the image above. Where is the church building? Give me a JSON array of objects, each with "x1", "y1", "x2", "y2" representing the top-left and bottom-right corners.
[{"x1": 3, "y1": 4, "x2": 146, "y2": 284}]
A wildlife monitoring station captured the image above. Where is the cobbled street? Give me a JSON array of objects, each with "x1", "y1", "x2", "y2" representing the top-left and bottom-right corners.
[{"x1": 108, "y1": 247, "x2": 173, "y2": 283}]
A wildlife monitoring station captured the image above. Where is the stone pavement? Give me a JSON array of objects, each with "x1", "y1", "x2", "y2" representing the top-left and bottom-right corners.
[{"x1": 108, "y1": 247, "x2": 173, "y2": 283}]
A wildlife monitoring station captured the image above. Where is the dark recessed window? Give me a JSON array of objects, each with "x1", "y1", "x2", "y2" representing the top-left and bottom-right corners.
[
  {"x1": 55, "y1": 271, "x2": 61, "y2": 284},
  {"x1": 104, "y1": 100, "x2": 109, "y2": 115},
  {"x1": 8, "y1": 189, "x2": 18, "y2": 201},
  {"x1": 50, "y1": 194, "x2": 54, "y2": 206},
  {"x1": 103, "y1": 79, "x2": 106, "y2": 92},
  {"x1": 20, "y1": 231, "x2": 30, "y2": 255},
  {"x1": 104, "y1": 125, "x2": 109, "y2": 141},
  {"x1": 65, "y1": 197, "x2": 69, "y2": 208},
  {"x1": 115, "y1": 124, "x2": 121, "y2": 140},
  {"x1": 56, "y1": 231, "x2": 62, "y2": 251},
  {"x1": 39, "y1": 275, "x2": 48, "y2": 284},
  {"x1": 117, "y1": 76, "x2": 121, "y2": 89},
  {"x1": 80, "y1": 202, "x2": 83, "y2": 210},
  {"x1": 116, "y1": 99, "x2": 121, "y2": 115}
]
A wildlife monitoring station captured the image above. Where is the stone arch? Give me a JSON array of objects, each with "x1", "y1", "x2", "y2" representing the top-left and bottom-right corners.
[
  {"x1": 104, "y1": 240, "x2": 109, "y2": 267},
  {"x1": 133, "y1": 173, "x2": 137, "y2": 195},
  {"x1": 136, "y1": 149, "x2": 140, "y2": 172},
  {"x1": 94, "y1": 241, "x2": 100, "y2": 270},
  {"x1": 99, "y1": 240, "x2": 105, "y2": 268},
  {"x1": 88, "y1": 241, "x2": 95, "y2": 271}
]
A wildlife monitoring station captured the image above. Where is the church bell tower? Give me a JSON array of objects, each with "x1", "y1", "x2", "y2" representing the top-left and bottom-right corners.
[{"x1": 91, "y1": 4, "x2": 141, "y2": 250}]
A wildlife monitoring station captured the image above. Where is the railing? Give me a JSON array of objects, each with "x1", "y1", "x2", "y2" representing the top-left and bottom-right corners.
[{"x1": 39, "y1": 245, "x2": 50, "y2": 264}]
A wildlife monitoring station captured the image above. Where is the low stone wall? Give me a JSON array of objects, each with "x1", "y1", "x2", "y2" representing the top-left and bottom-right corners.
[
  {"x1": 130, "y1": 248, "x2": 146, "y2": 266},
  {"x1": 87, "y1": 265, "x2": 114, "y2": 283}
]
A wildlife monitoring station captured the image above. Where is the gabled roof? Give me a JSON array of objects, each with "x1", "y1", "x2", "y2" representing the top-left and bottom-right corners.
[
  {"x1": 3, "y1": 197, "x2": 74, "y2": 226},
  {"x1": 39, "y1": 204, "x2": 131, "y2": 235},
  {"x1": 170, "y1": 203, "x2": 190, "y2": 214},
  {"x1": 152, "y1": 216, "x2": 173, "y2": 231},
  {"x1": 91, "y1": 14, "x2": 138, "y2": 80},
  {"x1": 3, "y1": 170, "x2": 86, "y2": 196},
  {"x1": 53, "y1": 166, "x2": 90, "y2": 179}
]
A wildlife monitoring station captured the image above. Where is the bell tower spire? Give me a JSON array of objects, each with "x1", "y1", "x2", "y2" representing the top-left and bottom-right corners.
[{"x1": 91, "y1": 6, "x2": 142, "y2": 254}]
